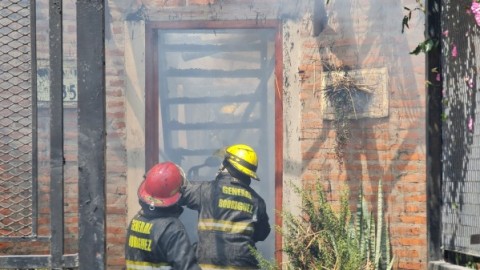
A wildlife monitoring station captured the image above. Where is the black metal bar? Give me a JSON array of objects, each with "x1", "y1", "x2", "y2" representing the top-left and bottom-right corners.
[
  {"x1": 230, "y1": 52, "x2": 275, "y2": 143},
  {"x1": 162, "y1": 43, "x2": 263, "y2": 52},
  {"x1": 30, "y1": 0, "x2": 39, "y2": 239},
  {"x1": 167, "y1": 94, "x2": 256, "y2": 104},
  {"x1": 166, "y1": 68, "x2": 261, "y2": 77},
  {"x1": 0, "y1": 255, "x2": 50, "y2": 269},
  {"x1": 49, "y1": 0, "x2": 64, "y2": 268},
  {"x1": 0, "y1": 254, "x2": 79, "y2": 269},
  {"x1": 426, "y1": 0, "x2": 443, "y2": 263},
  {"x1": 0, "y1": 236, "x2": 49, "y2": 242},
  {"x1": 167, "y1": 120, "x2": 262, "y2": 130},
  {"x1": 471, "y1": 235, "x2": 480, "y2": 245},
  {"x1": 170, "y1": 148, "x2": 224, "y2": 156},
  {"x1": 76, "y1": 0, "x2": 106, "y2": 269}
]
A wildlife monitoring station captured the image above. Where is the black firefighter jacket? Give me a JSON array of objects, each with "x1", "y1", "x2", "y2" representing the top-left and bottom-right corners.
[
  {"x1": 180, "y1": 171, "x2": 271, "y2": 270},
  {"x1": 125, "y1": 206, "x2": 201, "y2": 270}
]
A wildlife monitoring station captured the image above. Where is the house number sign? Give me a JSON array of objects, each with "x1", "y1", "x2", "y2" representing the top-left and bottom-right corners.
[{"x1": 37, "y1": 59, "x2": 78, "y2": 104}]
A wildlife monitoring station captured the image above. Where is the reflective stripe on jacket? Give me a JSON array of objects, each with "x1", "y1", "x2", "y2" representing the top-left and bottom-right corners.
[
  {"x1": 199, "y1": 263, "x2": 260, "y2": 270},
  {"x1": 180, "y1": 171, "x2": 271, "y2": 269},
  {"x1": 125, "y1": 208, "x2": 201, "y2": 270},
  {"x1": 198, "y1": 219, "x2": 254, "y2": 235},
  {"x1": 126, "y1": 259, "x2": 172, "y2": 270}
]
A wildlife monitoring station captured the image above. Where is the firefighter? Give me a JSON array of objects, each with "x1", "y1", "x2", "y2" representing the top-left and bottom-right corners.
[
  {"x1": 180, "y1": 144, "x2": 271, "y2": 270},
  {"x1": 125, "y1": 161, "x2": 201, "y2": 270}
]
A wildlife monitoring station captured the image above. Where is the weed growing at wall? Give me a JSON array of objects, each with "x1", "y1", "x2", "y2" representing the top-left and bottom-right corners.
[
  {"x1": 252, "y1": 180, "x2": 394, "y2": 270},
  {"x1": 322, "y1": 68, "x2": 373, "y2": 167}
]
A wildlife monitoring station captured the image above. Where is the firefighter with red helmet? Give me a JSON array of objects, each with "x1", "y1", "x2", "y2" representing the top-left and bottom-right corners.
[
  {"x1": 125, "y1": 161, "x2": 201, "y2": 270},
  {"x1": 180, "y1": 144, "x2": 271, "y2": 270}
]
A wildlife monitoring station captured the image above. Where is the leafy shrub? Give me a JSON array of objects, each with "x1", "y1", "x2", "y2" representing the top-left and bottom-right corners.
[{"x1": 252, "y1": 180, "x2": 394, "y2": 270}]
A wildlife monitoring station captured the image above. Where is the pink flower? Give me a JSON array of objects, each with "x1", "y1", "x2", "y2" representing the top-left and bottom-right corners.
[
  {"x1": 472, "y1": 1, "x2": 480, "y2": 26},
  {"x1": 452, "y1": 44, "x2": 458, "y2": 57},
  {"x1": 468, "y1": 116, "x2": 474, "y2": 132},
  {"x1": 468, "y1": 78, "x2": 474, "y2": 88},
  {"x1": 436, "y1": 73, "x2": 441, "y2": 81},
  {"x1": 464, "y1": 76, "x2": 475, "y2": 88},
  {"x1": 443, "y1": 30, "x2": 449, "y2": 37}
]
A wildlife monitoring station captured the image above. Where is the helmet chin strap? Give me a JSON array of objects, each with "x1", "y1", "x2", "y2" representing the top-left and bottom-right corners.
[{"x1": 216, "y1": 164, "x2": 227, "y2": 175}]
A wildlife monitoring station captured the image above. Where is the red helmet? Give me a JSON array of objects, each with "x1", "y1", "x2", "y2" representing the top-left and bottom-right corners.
[{"x1": 137, "y1": 162, "x2": 185, "y2": 208}]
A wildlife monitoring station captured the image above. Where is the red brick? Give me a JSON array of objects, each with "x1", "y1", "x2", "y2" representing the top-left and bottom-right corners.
[
  {"x1": 390, "y1": 226, "x2": 425, "y2": 236},
  {"x1": 396, "y1": 261, "x2": 426, "y2": 270},
  {"x1": 188, "y1": 0, "x2": 216, "y2": 5},
  {"x1": 398, "y1": 215, "x2": 427, "y2": 225},
  {"x1": 394, "y1": 237, "x2": 427, "y2": 246}
]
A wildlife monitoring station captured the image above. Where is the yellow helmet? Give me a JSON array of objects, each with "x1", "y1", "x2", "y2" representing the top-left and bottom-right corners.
[{"x1": 224, "y1": 144, "x2": 259, "y2": 180}]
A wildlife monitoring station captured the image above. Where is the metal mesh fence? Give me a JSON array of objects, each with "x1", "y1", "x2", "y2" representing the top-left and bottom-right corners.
[
  {"x1": 441, "y1": 0, "x2": 480, "y2": 257},
  {"x1": 0, "y1": 0, "x2": 33, "y2": 237}
]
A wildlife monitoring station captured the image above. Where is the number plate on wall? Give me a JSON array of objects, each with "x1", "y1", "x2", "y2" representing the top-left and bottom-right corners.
[{"x1": 37, "y1": 59, "x2": 78, "y2": 105}]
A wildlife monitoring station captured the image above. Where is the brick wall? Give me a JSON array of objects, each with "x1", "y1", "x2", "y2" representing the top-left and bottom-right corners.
[
  {"x1": 295, "y1": 0, "x2": 427, "y2": 269},
  {"x1": 121, "y1": 1, "x2": 427, "y2": 269}
]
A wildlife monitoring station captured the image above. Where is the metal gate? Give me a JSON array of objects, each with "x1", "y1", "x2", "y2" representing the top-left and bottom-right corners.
[
  {"x1": 439, "y1": 0, "x2": 480, "y2": 264},
  {"x1": 0, "y1": 0, "x2": 106, "y2": 269}
]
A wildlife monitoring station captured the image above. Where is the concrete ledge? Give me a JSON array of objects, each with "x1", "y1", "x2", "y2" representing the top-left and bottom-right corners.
[{"x1": 429, "y1": 260, "x2": 472, "y2": 270}]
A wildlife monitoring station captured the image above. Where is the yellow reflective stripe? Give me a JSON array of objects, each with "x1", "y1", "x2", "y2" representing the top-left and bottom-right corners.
[
  {"x1": 198, "y1": 219, "x2": 253, "y2": 234},
  {"x1": 126, "y1": 260, "x2": 171, "y2": 270},
  {"x1": 200, "y1": 263, "x2": 258, "y2": 270}
]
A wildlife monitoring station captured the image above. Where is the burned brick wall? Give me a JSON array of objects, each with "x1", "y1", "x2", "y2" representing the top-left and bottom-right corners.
[{"x1": 291, "y1": 0, "x2": 427, "y2": 269}]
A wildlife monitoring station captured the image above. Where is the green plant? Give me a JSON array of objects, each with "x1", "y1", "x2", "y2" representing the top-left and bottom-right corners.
[
  {"x1": 402, "y1": 0, "x2": 425, "y2": 34},
  {"x1": 401, "y1": 0, "x2": 441, "y2": 56},
  {"x1": 355, "y1": 180, "x2": 395, "y2": 270},
  {"x1": 252, "y1": 180, "x2": 394, "y2": 270},
  {"x1": 322, "y1": 69, "x2": 374, "y2": 167}
]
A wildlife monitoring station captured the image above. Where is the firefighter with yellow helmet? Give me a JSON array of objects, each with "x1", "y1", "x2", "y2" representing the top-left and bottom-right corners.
[
  {"x1": 180, "y1": 144, "x2": 271, "y2": 270},
  {"x1": 125, "y1": 161, "x2": 201, "y2": 270}
]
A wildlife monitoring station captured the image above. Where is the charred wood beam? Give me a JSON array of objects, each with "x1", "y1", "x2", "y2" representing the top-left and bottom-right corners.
[
  {"x1": 170, "y1": 148, "x2": 223, "y2": 156},
  {"x1": 167, "y1": 94, "x2": 256, "y2": 104},
  {"x1": 162, "y1": 43, "x2": 263, "y2": 52},
  {"x1": 166, "y1": 68, "x2": 261, "y2": 78},
  {"x1": 166, "y1": 120, "x2": 262, "y2": 130}
]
